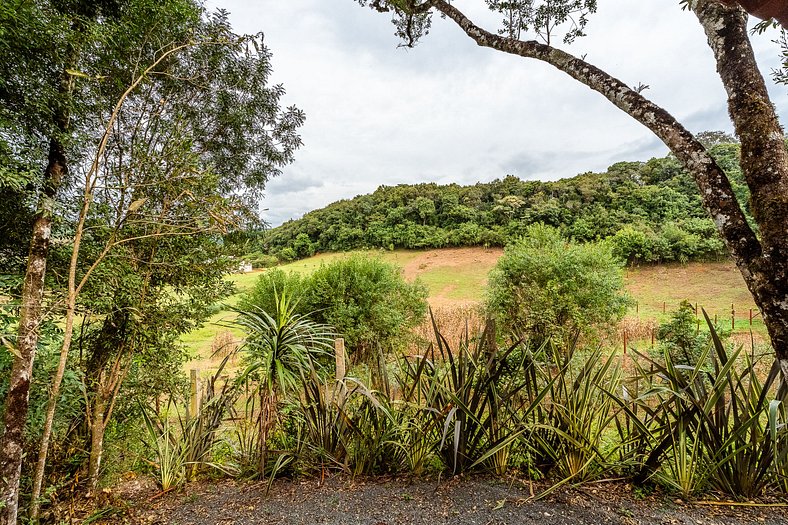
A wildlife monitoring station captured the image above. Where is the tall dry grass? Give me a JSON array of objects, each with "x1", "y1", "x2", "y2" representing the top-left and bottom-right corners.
[{"x1": 409, "y1": 306, "x2": 485, "y2": 356}]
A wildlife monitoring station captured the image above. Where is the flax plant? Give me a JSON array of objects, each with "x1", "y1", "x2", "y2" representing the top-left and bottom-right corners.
[
  {"x1": 529, "y1": 344, "x2": 621, "y2": 482},
  {"x1": 234, "y1": 292, "x2": 334, "y2": 476},
  {"x1": 621, "y1": 311, "x2": 788, "y2": 499}
]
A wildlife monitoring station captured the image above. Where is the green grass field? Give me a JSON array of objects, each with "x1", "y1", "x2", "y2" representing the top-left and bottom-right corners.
[{"x1": 182, "y1": 248, "x2": 766, "y2": 369}]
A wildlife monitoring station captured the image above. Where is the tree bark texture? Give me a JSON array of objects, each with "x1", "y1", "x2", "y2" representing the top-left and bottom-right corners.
[
  {"x1": 0, "y1": 139, "x2": 66, "y2": 525},
  {"x1": 88, "y1": 388, "x2": 108, "y2": 491},
  {"x1": 86, "y1": 347, "x2": 129, "y2": 489},
  {"x1": 427, "y1": 0, "x2": 788, "y2": 373},
  {"x1": 695, "y1": 0, "x2": 788, "y2": 368}
]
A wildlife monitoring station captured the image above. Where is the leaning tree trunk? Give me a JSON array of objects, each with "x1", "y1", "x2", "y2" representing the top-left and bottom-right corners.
[
  {"x1": 427, "y1": 0, "x2": 788, "y2": 381},
  {"x1": 695, "y1": 0, "x2": 788, "y2": 374},
  {"x1": 0, "y1": 139, "x2": 67, "y2": 525},
  {"x1": 86, "y1": 349, "x2": 129, "y2": 490}
]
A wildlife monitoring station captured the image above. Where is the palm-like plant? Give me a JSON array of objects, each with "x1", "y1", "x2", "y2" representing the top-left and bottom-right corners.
[{"x1": 234, "y1": 292, "x2": 335, "y2": 475}]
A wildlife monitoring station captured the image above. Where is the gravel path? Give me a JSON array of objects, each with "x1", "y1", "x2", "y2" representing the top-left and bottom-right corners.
[{"x1": 131, "y1": 477, "x2": 788, "y2": 525}]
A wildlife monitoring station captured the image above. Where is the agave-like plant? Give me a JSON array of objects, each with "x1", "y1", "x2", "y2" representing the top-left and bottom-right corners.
[
  {"x1": 140, "y1": 407, "x2": 188, "y2": 492},
  {"x1": 619, "y1": 311, "x2": 787, "y2": 499},
  {"x1": 401, "y1": 311, "x2": 547, "y2": 475},
  {"x1": 140, "y1": 356, "x2": 237, "y2": 490},
  {"x1": 528, "y1": 343, "x2": 621, "y2": 482},
  {"x1": 234, "y1": 291, "x2": 335, "y2": 476}
]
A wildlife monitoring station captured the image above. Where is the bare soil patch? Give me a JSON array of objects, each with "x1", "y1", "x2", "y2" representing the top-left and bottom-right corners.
[
  {"x1": 400, "y1": 247, "x2": 503, "y2": 281},
  {"x1": 400, "y1": 247, "x2": 503, "y2": 309},
  {"x1": 123, "y1": 477, "x2": 788, "y2": 525}
]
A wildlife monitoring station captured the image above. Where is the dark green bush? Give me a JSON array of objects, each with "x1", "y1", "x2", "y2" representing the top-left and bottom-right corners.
[
  {"x1": 486, "y1": 224, "x2": 630, "y2": 346},
  {"x1": 656, "y1": 300, "x2": 708, "y2": 366},
  {"x1": 242, "y1": 255, "x2": 428, "y2": 363},
  {"x1": 240, "y1": 269, "x2": 306, "y2": 316},
  {"x1": 244, "y1": 252, "x2": 279, "y2": 269}
]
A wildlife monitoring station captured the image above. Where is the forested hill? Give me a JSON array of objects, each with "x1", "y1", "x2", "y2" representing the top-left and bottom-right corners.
[{"x1": 263, "y1": 143, "x2": 751, "y2": 263}]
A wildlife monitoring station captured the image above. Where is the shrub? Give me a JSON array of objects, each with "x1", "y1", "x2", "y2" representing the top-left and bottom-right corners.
[
  {"x1": 244, "y1": 252, "x2": 278, "y2": 269},
  {"x1": 304, "y1": 255, "x2": 428, "y2": 362},
  {"x1": 241, "y1": 256, "x2": 428, "y2": 363},
  {"x1": 656, "y1": 300, "x2": 707, "y2": 366},
  {"x1": 486, "y1": 224, "x2": 630, "y2": 346},
  {"x1": 277, "y1": 247, "x2": 297, "y2": 262},
  {"x1": 239, "y1": 269, "x2": 306, "y2": 316}
]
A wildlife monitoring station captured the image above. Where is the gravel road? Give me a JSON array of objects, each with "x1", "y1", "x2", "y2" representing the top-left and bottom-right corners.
[{"x1": 131, "y1": 476, "x2": 788, "y2": 525}]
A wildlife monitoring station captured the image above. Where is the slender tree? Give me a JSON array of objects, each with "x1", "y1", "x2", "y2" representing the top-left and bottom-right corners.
[
  {"x1": 358, "y1": 0, "x2": 788, "y2": 382},
  {"x1": 1, "y1": 1, "x2": 304, "y2": 520},
  {"x1": 0, "y1": 3, "x2": 117, "y2": 521}
]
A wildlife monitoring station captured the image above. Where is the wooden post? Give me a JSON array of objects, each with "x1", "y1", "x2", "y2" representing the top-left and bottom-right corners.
[
  {"x1": 485, "y1": 318, "x2": 497, "y2": 354},
  {"x1": 335, "y1": 338, "x2": 346, "y2": 382},
  {"x1": 651, "y1": 328, "x2": 655, "y2": 348},
  {"x1": 635, "y1": 302, "x2": 639, "y2": 315},
  {"x1": 662, "y1": 301, "x2": 666, "y2": 314},
  {"x1": 731, "y1": 303, "x2": 735, "y2": 331},
  {"x1": 189, "y1": 369, "x2": 199, "y2": 421},
  {"x1": 334, "y1": 338, "x2": 347, "y2": 404},
  {"x1": 749, "y1": 308, "x2": 753, "y2": 326},
  {"x1": 695, "y1": 303, "x2": 698, "y2": 318}
]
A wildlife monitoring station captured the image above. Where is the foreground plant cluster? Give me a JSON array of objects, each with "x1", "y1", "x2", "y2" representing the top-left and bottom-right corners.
[{"x1": 144, "y1": 308, "x2": 788, "y2": 503}]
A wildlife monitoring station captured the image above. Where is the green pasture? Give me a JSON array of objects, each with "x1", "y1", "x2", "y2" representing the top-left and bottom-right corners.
[{"x1": 182, "y1": 250, "x2": 767, "y2": 368}]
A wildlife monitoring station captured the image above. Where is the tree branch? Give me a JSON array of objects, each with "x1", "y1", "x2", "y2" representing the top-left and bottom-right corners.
[
  {"x1": 429, "y1": 0, "x2": 762, "y2": 268},
  {"x1": 695, "y1": 1, "x2": 788, "y2": 259}
]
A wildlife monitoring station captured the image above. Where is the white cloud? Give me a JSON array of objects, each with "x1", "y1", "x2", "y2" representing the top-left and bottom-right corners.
[{"x1": 208, "y1": 0, "x2": 788, "y2": 225}]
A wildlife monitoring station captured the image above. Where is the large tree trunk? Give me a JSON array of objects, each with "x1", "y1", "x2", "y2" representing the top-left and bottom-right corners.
[
  {"x1": 0, "y1": 139, "x2": 67, "y2": 525},
  {"x1": 695, "y1": 0, "x2": 788, "y2": 368},
  {"x1": 427, "y1": 0, "x2": 788, "y2": 380}
]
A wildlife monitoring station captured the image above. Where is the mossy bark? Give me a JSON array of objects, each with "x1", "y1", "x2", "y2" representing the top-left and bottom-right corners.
[
  {"x1": 429, "y1": 0, "x2": 788, "y2": 373},
  {"x1": 0, "y1": 138, "x2": 66, "y2": 525}
]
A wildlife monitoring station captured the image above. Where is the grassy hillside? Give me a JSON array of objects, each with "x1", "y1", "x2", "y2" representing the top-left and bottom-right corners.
[{"x1": 183, "y1": 248, "x2": 765, "y2": 370}]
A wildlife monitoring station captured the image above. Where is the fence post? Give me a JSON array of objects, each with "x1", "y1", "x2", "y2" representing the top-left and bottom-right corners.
[
  {"x1": 335, "y1": 338, "x2": 346, "y2": 382},
  {"x1": 623, "y1": 330, "x2": 628, "y2": 356},
  {"x1": 731, "y1": 303, "x2": 735, "y2": 331},
  {"x1": 485, "y1": 318, "x2": 497, "y2": 354},
  {"x1": 334, "y1": 338, "x2": 347, "y2": 404},
  {"x1": 662, "y1": 301, "x2": 666, "y2": 314},
  {"x1": 189, "y1": 369, "x2": 199, "y2": 421}
]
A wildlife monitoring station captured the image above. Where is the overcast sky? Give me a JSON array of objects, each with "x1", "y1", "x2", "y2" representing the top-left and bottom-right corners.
[{"x1": 207, "y1": 0, "x2": 788, "y2": 226}]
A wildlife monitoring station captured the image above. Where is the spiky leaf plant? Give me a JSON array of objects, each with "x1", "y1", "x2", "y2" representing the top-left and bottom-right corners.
[
  {"x1": 234, "y1": 292, "x2": 334, "y2": 475},
  {"x1": 621, "y1": 311, "x2": 787, "y2": 499}
]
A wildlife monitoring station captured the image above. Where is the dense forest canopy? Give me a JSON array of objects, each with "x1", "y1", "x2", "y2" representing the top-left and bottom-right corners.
[{"x1": 262, "y1": 141, "x2": 749, "y2": 264}]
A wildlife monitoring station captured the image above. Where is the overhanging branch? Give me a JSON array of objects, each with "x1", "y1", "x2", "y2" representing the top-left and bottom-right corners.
[{"x1": 429, "y1": 0, "x2": 762, "y2": 267}]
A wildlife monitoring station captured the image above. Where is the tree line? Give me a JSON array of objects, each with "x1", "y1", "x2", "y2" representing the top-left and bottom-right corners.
[{"x1": 258, "y1": 138, "x2": 748, "y2": 265}]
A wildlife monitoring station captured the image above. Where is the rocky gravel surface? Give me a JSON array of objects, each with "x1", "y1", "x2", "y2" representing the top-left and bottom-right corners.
[{"x1": 127, "y1": 476, "x2": 788, "y2": 525}]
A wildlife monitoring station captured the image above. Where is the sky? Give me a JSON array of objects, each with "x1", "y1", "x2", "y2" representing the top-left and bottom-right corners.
[{"x1": 207, "y1": 0, "x2": 788, "y2": 226}]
